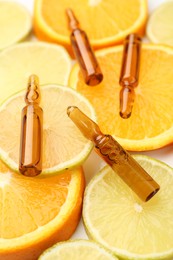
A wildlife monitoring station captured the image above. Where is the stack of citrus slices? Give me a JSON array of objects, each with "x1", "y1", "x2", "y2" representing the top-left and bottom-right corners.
[
  {"x1": 0, "y1": 40, "x2": 96, "y2": 259},
  {"x1": 0, "y1": 79, "x2": 96, "y2": 260},
  {"x1": 0, "y1": 3, "x2": 97, "y2": 257},
  {"x1": 1, "y1": 0, "x2": 173, "y2": 259}
]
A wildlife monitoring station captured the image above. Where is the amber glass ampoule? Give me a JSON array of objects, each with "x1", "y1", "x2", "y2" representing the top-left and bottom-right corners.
[
  {"x1": 67, "y1": 106, "x2": 160, "y2": 202},
  {"x1": 19, "y1": 74, "x2": 43, "y2": 177},
  {"x1": 119, "y1": 34, "x2": 141, "y2": 119},
  {"x1": 66, "y1": 8, "x2": 103, "y2": 86}
]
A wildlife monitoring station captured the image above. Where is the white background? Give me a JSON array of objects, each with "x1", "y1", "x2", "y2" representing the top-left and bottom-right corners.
[{"x1": 9, "y1": 0, "x2": 171, "y2": 240}]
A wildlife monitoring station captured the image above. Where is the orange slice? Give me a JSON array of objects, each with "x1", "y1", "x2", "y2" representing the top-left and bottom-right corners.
[
  {"x1": 0, "y1": 160, "x2": 84, "y2": 260},
  {"x1": 69, "y1": 44, "x2": 173, "y2": 151},
  {"x1": 33, "y1": 0, "x2": 147, "y2": 51}
]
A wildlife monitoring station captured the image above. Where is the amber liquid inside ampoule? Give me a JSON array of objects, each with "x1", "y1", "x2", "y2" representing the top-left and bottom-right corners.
[
  {"x1": 95, "y1": 135, "x2": 160, "y2": 201},
  {"x1": 67, "y1": 106, "x2": 160, "y2": 202},
  {"x1": 66, "y1": 8, "x2": 103, "y2": 86},
  {"x1": 19, "y1": 75, "x2": 43, "y2": 177},
  {"x1": 119, "y1": 34, "x2": 141, "y2": 119}
]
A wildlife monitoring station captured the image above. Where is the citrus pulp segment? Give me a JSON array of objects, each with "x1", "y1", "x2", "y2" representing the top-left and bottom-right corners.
[
  {"x1": 69, "y1": 44, "x2": 173, "y2": 151},
  {"x1": 0, "y1": 85, "x2": 96, "y2": 175},
  {"x1": 0, "y1": 42, "x2": 71, "y2": 105},
  {"x1": 0, "y1": 1, "x2": 32, "y2": 50},
  {"x1": 83, "y1": 155, "x2": 173, "y2": 260},
  {"x1": 34, "y1": 0, "x2": 147, "y2": 50},
  {"x1": 0, "y1": 160, "x2": 84, "y2": 260},
  {"x1": 39, "y1": 240, "x2": 117, "y2": 260}
]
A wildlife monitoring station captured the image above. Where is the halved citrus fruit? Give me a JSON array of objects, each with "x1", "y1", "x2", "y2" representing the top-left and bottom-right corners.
[
  {"x1": 0, "y1": 85, "x2": 96, "y2": 175},
  {"x1": 83, "y1": 155, "x2": 173, "y2": 260},
  {"x1": 146, "y1": 1, "x2": 173, "y2": 46},
  {"x1": 0, "y1": 160, "x2": 84, "y2": 260},
  {"x1": 39, "y1": 240, "x2": 117, "y2": 260},
  {"x1": 0, "y1": 1, "x2": 32, "y2": 50},
  {"x1": 33, "y1": 0, "x2": 147, "y2": 50},
  {"x1": 0, "y1": 42, "x2": 71, "y2": 105},
  {"x1": 69, "y1": 44, "x2": 173, "y2": 151}
]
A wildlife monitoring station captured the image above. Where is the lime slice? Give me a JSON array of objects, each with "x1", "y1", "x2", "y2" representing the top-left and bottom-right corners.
[
  {"x1": 0, "y1": 1, "x2": 32, "y2": 50},
  {"x1": 0, "y1": 84, "x2": 96, "y2": 175},
  {"x1": 0, "y1": 42, "x2": 71, "y2": 105},
  {"x1": 83, "y1": 155, "x2": 173, "y2": 259},
  {"x1": 146, "y1": 1, "x2": 173, "y2": 46},
  {"x1": 39, "y1": 240, "x2": 117, "y2": 260}
]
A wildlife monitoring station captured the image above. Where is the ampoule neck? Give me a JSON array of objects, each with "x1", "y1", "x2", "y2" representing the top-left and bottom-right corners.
[
  {"x1": 25, "y1": 74, "x2": 40, "y2": 105},
  {"x1": 125, "y1": 34, "x2": 142, "y2": 44},
  {"x1": 66, "y1": 8, "x2": 80, "y2": 31},
  {"x1": 94, "y1": 133, "x2": 109, "y2": 146}
]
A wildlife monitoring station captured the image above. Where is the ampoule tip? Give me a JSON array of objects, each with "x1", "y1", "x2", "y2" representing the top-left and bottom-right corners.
[
  {"x1": 66, "y1": 8, "x2": 73, "y2": 16},
  {"x1": 25, "y1": 74, "x2": 40, "y2": 104},
  {"x1": 67, "y1": 106, "x2": 77, "y2": 116},
  {"x1": 28, "y1": 74, "x2": 39, "y2": 87},
  {"x1": 66, "y1": 8, "x2": 79, "y2": 30}
]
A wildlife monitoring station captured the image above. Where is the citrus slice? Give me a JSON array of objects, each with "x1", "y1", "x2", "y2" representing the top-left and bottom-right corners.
[
  {"x1": 69, "y1": 44, "x2": 173, "y2": 151},
  {"x1": 0, "y1": 42, "x2": 71, "y2": 105},
  {"x1": 39, "y1": 240, "x2": 117, "y2": 260},
  {"x1": 0, "y1": 85, "x2": 96, "y2": 175},
  {"x1": 33, "y1": 0, "x2": 147, "y2": 50},
  {"x1": 146, "y1": 1, "x2": 173, "y2": 46},
  {"x1": 83, "y1": 155, "x2": 173, "y2": 260},
  {"x1": 0, "y1": 160, "x2": 84, "y2": 260},
  {"x1": 0, "y1": 1, "x2": 32, "y2": 50}
]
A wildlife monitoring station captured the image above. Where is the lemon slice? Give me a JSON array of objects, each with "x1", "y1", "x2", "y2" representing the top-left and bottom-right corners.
[
  {"x1": 39, "y1": 240, "x2": 117, "y2": 260},
  {"x1": 83, "y1": 155, "x2": 173, "y2": 259},
  {"x1": 146, "y1": 1, "x2": 173, "y2": 46},
  {"x1": 0, "y1": 1, "x2": 32, "y2": 50},
  {"x1": 0, "y1": 42, "x2": 71, "y2": 105},
  {"x1": 0, "y1": 85, "x2": 96, "y2": 175}
]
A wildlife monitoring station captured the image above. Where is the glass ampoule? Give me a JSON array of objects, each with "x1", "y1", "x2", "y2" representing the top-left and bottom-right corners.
[
  {"x1": 119, "y1": 34, "x2": 141, "y2": 119},
  {"x1": 19, "y1": 74, "x2": 43, "y2": 177},
  {"x1": 67, "y1": 106, "x2": 160, "y2": 202},
  {"x1": 66, "y1": 8, "x2": 103, "y2": 86}
]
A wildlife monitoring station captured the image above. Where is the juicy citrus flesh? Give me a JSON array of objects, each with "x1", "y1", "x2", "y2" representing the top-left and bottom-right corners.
[
  {"x1": 39, "y1": 240, "x2": 117, "y2": 260},
  {"x1": 83, "y1": 155, "x2": 173, "y2": 260},
  {"x1": 69, "y1": 44, "x2": 173, "y2": 151},
  {"x1": 34, "y1": 0, "x2": 147, "y2": 48},
  {"x1": 0, "y1": 42, "x2": 71, "y2": 105},
  {"x1": 0, "y1": 1, "x2": 32, "y2": 50},
  {"x1": 0, "y1": 159, "x2": 84, "y2": 260},
  {"x1": 146, "y1": 1, "x2": 173, "y2": 46},
  {"x1": 0, "y1": 85, "x2": 96, "y2": 175}
]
